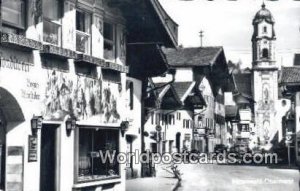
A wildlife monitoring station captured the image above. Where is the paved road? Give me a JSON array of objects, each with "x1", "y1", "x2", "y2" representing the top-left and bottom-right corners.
[{"x1": 176, "y1": 163, "x2": 299, "y2": 191}]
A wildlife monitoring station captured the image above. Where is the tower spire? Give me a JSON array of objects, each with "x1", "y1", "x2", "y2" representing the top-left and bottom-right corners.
[{"x1": 262, "y1": 0, "x2": 265, "y2": 9}]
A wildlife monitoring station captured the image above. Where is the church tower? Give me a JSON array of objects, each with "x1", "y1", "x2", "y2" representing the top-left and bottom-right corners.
[{"x1": 252, "y1": 3, "x2": 278, "y2": 147}]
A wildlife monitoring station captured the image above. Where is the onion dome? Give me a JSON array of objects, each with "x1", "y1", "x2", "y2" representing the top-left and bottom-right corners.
[{"x1": 253, "y1": 3, "x2": 275, "y2": 24}]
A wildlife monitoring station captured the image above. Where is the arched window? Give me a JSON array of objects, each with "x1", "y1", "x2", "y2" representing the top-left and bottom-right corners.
[{"x1": 262, "y1": 48, "x2": 269, "y2": 58}]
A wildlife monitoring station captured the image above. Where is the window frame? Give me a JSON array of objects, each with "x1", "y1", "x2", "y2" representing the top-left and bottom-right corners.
[
  {"x1": 74, "y1": 127, "x2": 121, "y2": 183},
  {"x1": 2, "y1": 0, "x2": 26, "y2": 34},
  {"x1": 42, "y1": 0, "x2": 63, "y2": 46},
  {"x1": 75, "y1": 8, "x2": 92, "y2": 54},
  {"x1": 103, "y1": 21, "x2": 117, "y2": 61}
]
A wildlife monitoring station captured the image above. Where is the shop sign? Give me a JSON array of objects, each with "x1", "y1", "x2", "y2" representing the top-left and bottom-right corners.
[{"x1": 28, "y1": 135, "x2": 38, "y2": 162}]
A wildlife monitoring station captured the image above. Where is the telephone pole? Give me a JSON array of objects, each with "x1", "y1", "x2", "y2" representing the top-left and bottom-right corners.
[{"x1": 199, "y1": 30, "x2": 204, "y2": 47}]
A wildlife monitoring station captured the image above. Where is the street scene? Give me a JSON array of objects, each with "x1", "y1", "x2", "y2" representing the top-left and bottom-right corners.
[{"x1": 0, "y1": 0, "x2": 300, "y2": 191}]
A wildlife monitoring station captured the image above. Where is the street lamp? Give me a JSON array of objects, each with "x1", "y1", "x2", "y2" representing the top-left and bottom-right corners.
[
  {"x1": 66, "y1": 116, "x2": 77, "y2": 136},
  {"x1": 31, "y1": 115, "x2": 43, "y2": 135}
]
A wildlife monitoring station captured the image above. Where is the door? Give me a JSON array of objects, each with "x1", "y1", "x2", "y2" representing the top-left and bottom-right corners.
[
  {"x1": 176, "y1": 133, "x2": 181, "y2": 153},
  {"x1": 40, "y1": 125, "x2": 57, "y2": 191}
]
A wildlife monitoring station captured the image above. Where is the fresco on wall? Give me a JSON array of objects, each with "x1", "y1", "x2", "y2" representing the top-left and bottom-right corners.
[{"x1": 43, "y1": 70, "x2": 121, "y2": 123}]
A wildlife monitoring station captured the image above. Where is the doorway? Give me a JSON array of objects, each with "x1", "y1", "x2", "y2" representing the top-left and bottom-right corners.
[
  {"x1": 0, "y1": 112, "x2": 6, "y2": 190},
  {"x1": 176, "y1": 133, "x2": 181, "y2": 153},
  {"x1": 40, "y1": 124, "x2": 58, "y2": 191}
]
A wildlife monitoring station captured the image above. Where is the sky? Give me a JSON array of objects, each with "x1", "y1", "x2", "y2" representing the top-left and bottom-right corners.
[{"x1": 159, "y1": 0, "x2": 300, "y2": 68}]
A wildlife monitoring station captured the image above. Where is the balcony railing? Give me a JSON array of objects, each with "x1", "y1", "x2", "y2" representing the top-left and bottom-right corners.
[
  {"x1": 1, "y1": 32, "x2": 43, "y2": 51},
  {"x1": 76, "y1": 30, "x2": 90, "y2": 54}
]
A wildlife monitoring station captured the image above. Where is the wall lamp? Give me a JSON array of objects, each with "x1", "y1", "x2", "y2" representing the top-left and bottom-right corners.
[
  {"x1": 120, "y1": 121, "x2": 129, "y2": 137},
  {"x1": 31, "y1": 115, "x2": 43, "y2": 135},
  {"x1": 66, "y1": 116, "x2": 77, "y2": 136}
]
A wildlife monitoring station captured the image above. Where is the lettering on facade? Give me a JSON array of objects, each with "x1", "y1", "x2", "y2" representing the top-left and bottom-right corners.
[
  {"x1": 21, "y1": 79, "x2": 41, "y2": 100},
  {"x1": 0, "y1": 59, "x2": 31, "y2": 72}
]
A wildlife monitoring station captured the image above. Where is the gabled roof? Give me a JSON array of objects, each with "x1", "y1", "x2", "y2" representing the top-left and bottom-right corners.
[
  {"x1": 171, "y1": 82, "x2": 194, "y2": 101},
  {"x1": 280, "y1": 67, "x2": 300, "y2": 85},
  {"x1": 162, "y1": 46, "x2": 223, "y2": 67},
  {"x1": 233, "y1": 73, "x2": 252, "y2": 98},
  {"x1": 153, "y1": 83, "x2": 182, "y2": 109}
]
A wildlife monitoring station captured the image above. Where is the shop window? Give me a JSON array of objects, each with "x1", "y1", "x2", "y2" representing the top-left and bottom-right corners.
[
  {"x1": 76, "y1": 9, "x2": 91, "y2": 54},
  {"x1": 104, "y1": 22, "x2": 116, "y2": 60},
  {"x1": 2, "y1": 0, "x2": 25, "y2": 34},
  {"x1": 77, "y1": 128, "x2": 119, "y2": 182},
  {"x1": 43, "y1": 0, "x2": 62, "y2": 46}
]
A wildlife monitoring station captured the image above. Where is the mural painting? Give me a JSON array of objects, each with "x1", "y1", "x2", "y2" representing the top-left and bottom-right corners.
[{"x1": 43, "y1": 70, "x2": 121, "y2": 123}]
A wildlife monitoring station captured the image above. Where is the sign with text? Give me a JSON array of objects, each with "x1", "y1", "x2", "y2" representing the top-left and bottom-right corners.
[{"x1": 28, "y1": 135, "x2": 38, "y2": 162}]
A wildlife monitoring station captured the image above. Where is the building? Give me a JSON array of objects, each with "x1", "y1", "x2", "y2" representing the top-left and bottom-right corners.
[
  {"x1": 224, "y1": 72, "x2": 256, "y2": 149},
  {"x1": 279, "y1": 55, "x2": 300, "y2": 165},
  {"x1": 0, "y1": 0, "x2": 177, "y2": 190},
  {"x1": 144, "y1": 81, "x2": 205, "y2": 154},
  {"x1": 152, "y1": 46, "x2": 229, "y2": 153}
]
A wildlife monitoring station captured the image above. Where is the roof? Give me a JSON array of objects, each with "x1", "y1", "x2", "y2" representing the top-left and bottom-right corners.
[
  {"x1": 110, "y1": 0, "x2": 178, "y2": 48},
  {"x1": 171, "y1": 82, "x2": 194, "y2": 100},
  {"x1": 253, "y1": 3, "x2": 275, "y2": 24},
  {"x1": 280, "y1": 67, "x2": 300, "y2": 85},
  {"x1": 162, "y1": 46, "x2": 223, "y2": 67},
  {"x1": 294, "y1": 54, "x2": 300, "y2": 66},
  {"x1": 153, "y1": 82, "x2": 168, "y2": 96},
  {"x1": 233, "y1": 73, "x2": 252, "y2": 97}
]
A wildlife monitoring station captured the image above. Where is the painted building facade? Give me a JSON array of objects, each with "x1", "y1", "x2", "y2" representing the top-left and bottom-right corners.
[{"x1": 0, "y1": 0, "x2": 178, "y2": 190}]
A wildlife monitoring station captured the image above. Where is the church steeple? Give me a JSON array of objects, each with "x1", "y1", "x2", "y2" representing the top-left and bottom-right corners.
[
  {"x1": 251, "y1": 3, "x2": 278, "y2": 148},
  {"x1": 252, "y1": 2, "x2": 276, "y2": 68}
]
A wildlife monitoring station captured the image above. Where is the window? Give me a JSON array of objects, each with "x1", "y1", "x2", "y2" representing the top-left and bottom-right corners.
[
  {"x1": 104, "y1": 22, "x2": 116, "y2": 60},
  {"x1": 43, "y1": 0, "x2": 62, "y2": 45},
  {"x1": 183, "y1": 120, "x2": 185, "y2": 128},
  {"x1": 77, "y1": 128, "x2": 119, "y2": 182},
  {"x1": 2, "y1": 0, "x2": 25, "y2": 34},
  {"x1": 176, "y1": 112, "x2": 181, "y2": 120},
  {"x1": 186, "y1": 120, "x2": 190, "y2": 129},
  {"x1": 76, "y1": 10, "x2": 91, "y2": 54},
  {"x1": 263, "y1": 26, "x2": 267, "y2": 33},
  {"x1": 262, "y1": 48, "x2": 269, "y2": 58}
]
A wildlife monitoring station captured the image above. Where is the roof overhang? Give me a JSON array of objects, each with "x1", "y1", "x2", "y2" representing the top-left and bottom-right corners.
[
  {"x1": 107, "y1": 0, "x2": 178, "y2": 48},
  {"x1": 127, "y1": 43, "x2": 168, "y2": 79}
]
